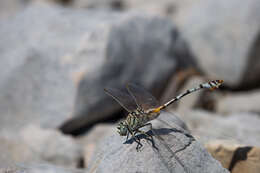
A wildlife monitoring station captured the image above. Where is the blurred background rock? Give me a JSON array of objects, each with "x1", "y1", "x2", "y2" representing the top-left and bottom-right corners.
[{"x1": 0, "y1": 0, "x2": 260, "y2": 173}]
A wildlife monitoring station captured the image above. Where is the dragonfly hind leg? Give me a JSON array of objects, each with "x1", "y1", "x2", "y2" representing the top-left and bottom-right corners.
[
  {"x1": 135, "y1": 123, "x2": 154, "y2": 145},
  {"x1": 132, "y1": 134, "x2": 143, "y2": 151}
]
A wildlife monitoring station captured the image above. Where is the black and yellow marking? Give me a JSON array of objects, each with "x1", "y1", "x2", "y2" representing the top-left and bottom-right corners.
[{"x1": 151, "y1": 80, "x2": 223, "y2": 113}]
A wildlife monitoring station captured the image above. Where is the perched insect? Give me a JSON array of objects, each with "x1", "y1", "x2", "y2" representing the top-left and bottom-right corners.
[{"x1": 104, "y1": 80, "x2": 223, "y2": 150}]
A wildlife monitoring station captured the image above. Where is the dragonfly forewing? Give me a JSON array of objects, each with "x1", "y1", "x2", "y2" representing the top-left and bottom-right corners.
[
  {"x1": 104, "y1": 87, "x2": 138, "y2": 112},
  {"x1": 126, "y1": 83, "x2": 160, "y2": 111}
]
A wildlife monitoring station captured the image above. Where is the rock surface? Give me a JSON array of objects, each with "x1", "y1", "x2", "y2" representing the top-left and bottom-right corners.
[
  {"x1": 216, "y1": 90, "x2": 260, "y2": 114},
  {"x1": 87, "y1": 112, "x2": 228, "y2": 173},
  {"x1": 72, "y1": 0, "x2": 123, "y2": 10},
  {"x1": 206, "y1": 141, "x2": 260, "y2": 173},
  {"x1": 0, "y1": 125, "x2": 82, "y2": 169},
  {"x1": 60, "y1": 14, "x2": 194, "y2": 134},
  {"x1": 179, "y1": 110, "x2": 260, "y2": 146},
  {"x1": 176, "y1": 0, "x2": 260, "y2": 88},
  {"x1": 0, "y1": 132, "x2": 41, "y2": 168},
  {"x1": 0, "y1": 164, "x2": 85, "y2": 173},
  {"x1": 20, "y1": 125, "x2": 82, "y2": 168},
  {"x1": 0, "y1": 3, "x2": 123, "y2": 132},
  {"x1": 0, "y1": 0, "x2": 27, "y2": 19},
  {"x1": 77, "y1": 124, "x2": 115, "y2": 168}
]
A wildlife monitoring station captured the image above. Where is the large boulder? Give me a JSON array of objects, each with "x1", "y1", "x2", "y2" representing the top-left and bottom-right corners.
[
  {"x1": 60, "y1": 14, "x2": 194, "y2": 134},
  {"x1": 176, "y1": 0, "x2": 260, "y2": 88},
  {"x1": 0, "y1": 125, "x2": 82, "y2": 168},
  {"x1": 0, "y1": 3, "x2": 123, "y2": 132},
  {"x1": 86, "y1": 112, "x2": 228, "y2": 173}
]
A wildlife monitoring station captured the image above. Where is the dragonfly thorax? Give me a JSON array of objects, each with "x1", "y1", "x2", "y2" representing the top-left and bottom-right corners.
[{"x1": 117, "y1": 108, "x2": 161, "y2": 137}]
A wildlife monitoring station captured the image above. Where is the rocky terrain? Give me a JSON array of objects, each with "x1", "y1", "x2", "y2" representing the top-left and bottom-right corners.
[{"x1": 0, "y1": 0, "x2": 260, "y2": 173}]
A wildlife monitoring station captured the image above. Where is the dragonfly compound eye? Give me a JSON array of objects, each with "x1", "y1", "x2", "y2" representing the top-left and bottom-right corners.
[{"x1": 117, "y1": 123, "x2": 127, "y2": 136}]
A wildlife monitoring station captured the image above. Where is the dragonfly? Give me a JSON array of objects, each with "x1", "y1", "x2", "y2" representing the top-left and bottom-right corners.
[{"x1": 104, "y1": 80, "x2": 223, "y2": 151}]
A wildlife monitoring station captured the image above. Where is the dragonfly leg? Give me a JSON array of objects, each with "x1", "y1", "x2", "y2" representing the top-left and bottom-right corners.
[
  {"x1": 132, "y1": 133, "x2": 143, "y2": 151},
  {"x1": 125, "y1": 131, "x2": 130, "y2": 142},
  {"x1": 126, "y1": 126, "x2": 143, "y2": 151},
  {"x1": 137, "y1": 123, "x2": 154, "y2": 140}
]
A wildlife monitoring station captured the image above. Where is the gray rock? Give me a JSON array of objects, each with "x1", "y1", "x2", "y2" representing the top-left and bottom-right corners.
[
  {"x1": 87, "y1": 112, "x2": 228, "y2": 173},
  {"x1": 179, "y1": 110, "x2": 260, "y2": 146},
  {"x1": 176, "y1": 0, "x2": 260, "y2": 88},
  {"x1": 0, "y1": 132, "x2": 41, "y2": 168},
  {"x1": 0, "y1": 0, "x2": 27, "y2": 20},
  {"x1": 20, "y1": 125, "x2": 82, "y2": 168},
  {"x1": 61, "y1": 14, "x2": 194, "y2": 134},
  {"x1": 124, "y1": 0, "x2": 202, "y2": 17},
  {"x1": 77, "y1": 124, "x2": 115, "y2": 168},
  {"x1": 71, "y1": 0, "x2": 202, "y2": 17},
  {"x1": 216, "y1": 90, "x2": 260, "y2": 114},
  {"x1": 0, "y1": 164, "x2": 85, "y2": 173},
  {"x1": 0, "y1": 3, "x2": 123, "y2": 132},
  {"x1": 0, "y1": 124, "x2": 82, "y2": 168},
  {"x1": 72, "y1": 0, "x2": 123, "y2": 10}
]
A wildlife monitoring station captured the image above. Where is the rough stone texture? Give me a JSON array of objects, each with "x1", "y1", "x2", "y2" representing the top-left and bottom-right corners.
[
  {"x1": 0, "y1": 3, "x2": 123, "y2": 132},
  {"x1": 87, "y1": 112, "x2": 228, "y2": 173},
  {"x1": 60, "y1": 14, "x2": 194, "y2": 134},
  {"x1": 216, "y1": 90, "x2": 260, "y2": 114},
  {"x1": 179, "y1": 110, "x2": 260, "y2": 147},
  {"x1": 77, "y1": 124, "x2": 115, "y2": 168},
  {"x1": 0, "y1": 164, "x2": 85, "y2": 173},
  {"x1": 176, "y1": 0, "x2": 260, "y2": 88},
  {"x1": 206, "y1": 141, "x2": 260, "y2": 173},
  {"x1": 20, "y1": 125, "x2": 82, "y2": 168}
]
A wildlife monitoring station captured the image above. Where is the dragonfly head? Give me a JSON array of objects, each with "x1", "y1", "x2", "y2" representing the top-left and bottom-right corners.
[{"x1": 117, "y1": 121, "x2": 128, "y2": 136}]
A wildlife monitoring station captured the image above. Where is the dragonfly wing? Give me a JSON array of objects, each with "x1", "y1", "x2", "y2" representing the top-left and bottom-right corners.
[
  {"x1": 104, "y1": 87, "x2": 138, "y2": 112},
  {"x1": 145, "y1": 112, "x2": 194, "y2": 173},
  {"x1": 126, "y1": 83, "x2": 160, "y2": 111},
  {"x1": 147, "y1": 127, "x2": 190, "y2": 173}
]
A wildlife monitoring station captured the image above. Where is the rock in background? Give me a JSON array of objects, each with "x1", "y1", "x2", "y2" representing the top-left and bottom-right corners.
[
  {"x1": 1, "y1": 0, "x2": 260, "y2": 172},
  {"x1": 0, "y1": 125, "x2": 82, "y2": 169},
  {"x1": 0, "y1": 0, "x2": 28, "y2": 19},
  {"x1": 216, "y1": 90, "x2": 260, "y2": 114},
  {"x1": 175, "y1": 0, "x2": 260, "y2": 89},
  {"x1": 0, "y1": 3, "x2": 122, "y2": 132},
  {"x1": 60, "y1": 14, "x2": 194, "y2": 134},
  {"x1": 206, "y1": 141, "x2": 260, "y2": 173}
]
